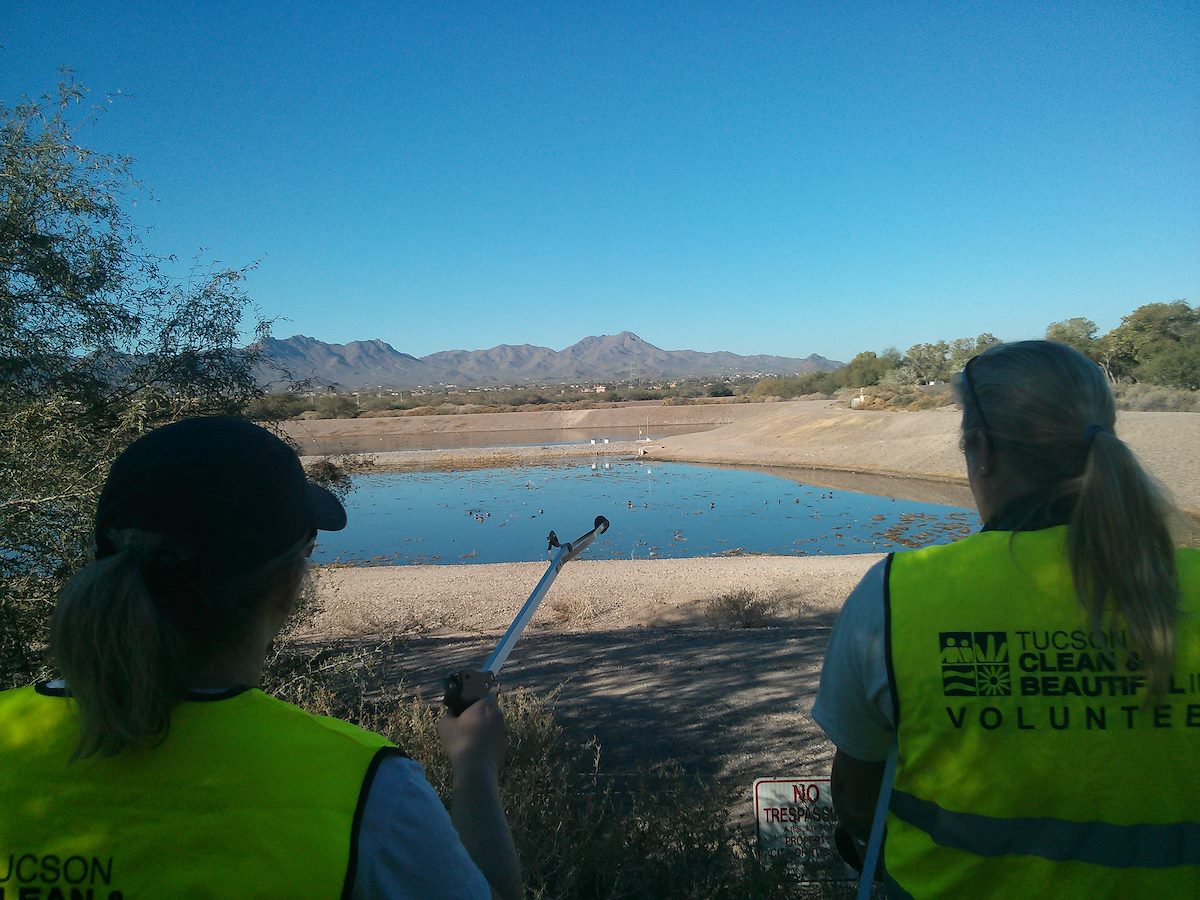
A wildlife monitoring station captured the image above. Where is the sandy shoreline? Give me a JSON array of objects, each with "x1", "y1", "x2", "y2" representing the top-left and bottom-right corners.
[{"x1": 300, "y1": 554, "x2": 881, "y2": 639}]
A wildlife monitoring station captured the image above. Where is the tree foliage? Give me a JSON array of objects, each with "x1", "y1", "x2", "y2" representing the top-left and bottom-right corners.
[
  {"x1": 1102, "y1": 301, "x2": 1199, "y2": 389},
  {"x1": 1043, "y1": 303, "x2": 1200, "y2": 388},
  {"x1": 896, "y1": 333, "x2": 1000, "y2": 385},
  {"x1": 1045, "y1": 317, "x2": 1099, "y2": 359},
  {"x1": 1, "y1": 76, "x2": 272, "y2": 686},
  {"x1": 842, "y1": 349, "x2": 901, "y2": 388}
]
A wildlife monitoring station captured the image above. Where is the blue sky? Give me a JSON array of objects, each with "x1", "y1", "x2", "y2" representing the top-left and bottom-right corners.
[{"x1": 4, "y1": 2, "x2": 1197, "y2": 363}]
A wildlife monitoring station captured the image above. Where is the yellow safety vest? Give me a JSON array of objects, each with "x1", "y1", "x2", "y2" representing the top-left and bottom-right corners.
[
  {"x1": 0, "y1": 685, "x2": 398, "y2": 898},
  {"x1": 885, "y1": 526, "x2": 1200, "y2": 899}
]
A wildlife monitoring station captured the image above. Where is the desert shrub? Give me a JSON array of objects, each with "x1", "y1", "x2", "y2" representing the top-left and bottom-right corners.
[
  {"x1": 751, "y1": 372, "x2": 840, "y2": 399},
  {"x1": 313, "y1": 394, "x2": 359, "y2": 418},
  {"x1": 688, "y1": 395, "x2": 752, "y2": 405},
  {"x1": 854, "y1": 383, "x2": 953, "y2": 411},
  {"x1": 302, "y1": 453, "x2": 375, "y2": 500},
  {"x1": 355, "y1": 407, "x2": 407, "y2": 417},
  {"x1": 877, "y1": 365, "x2": 920, "y2": 388},
  {"x1": 548, "y1": 594, "x2": 601, "y2": 625},
  {"x1": 263, "y1": 647, "x2": 791, "y2": 898},
  {"x1": 1113, "y1": 382, "x2": 1200, "y2": 413},
  {"x1": 246, "y1": 392, "x2": 312, "y2": 420},
  {"x1": 703, "y1": 590, "x2": 778, "y2": 628}
]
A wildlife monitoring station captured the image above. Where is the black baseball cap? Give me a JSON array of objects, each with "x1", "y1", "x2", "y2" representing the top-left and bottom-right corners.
[{"x1": 95, "y1": 417, "x2": 346, "y2": 578}]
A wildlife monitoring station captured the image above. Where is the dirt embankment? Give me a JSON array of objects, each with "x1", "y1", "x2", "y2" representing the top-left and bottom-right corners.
[
  {"x1": 281, "y1": 399, "x2": 768, "y2": 440},
  {"x1": 290, "y1": 400, "x2": 1200, "y2": 515},
  {"x1": 645, "y1": 405, "x2": 1200, "y2": 515}
]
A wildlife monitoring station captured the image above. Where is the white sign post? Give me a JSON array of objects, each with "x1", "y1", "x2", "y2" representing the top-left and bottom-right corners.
[{"x1": 753, "y1": 777, "x2": 857, "y2": 883}]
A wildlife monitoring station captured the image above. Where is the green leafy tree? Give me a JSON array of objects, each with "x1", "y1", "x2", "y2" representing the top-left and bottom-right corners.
[
  {"x1": 1101, "y1": 301, "x2": 1199, "y2": 388},
  {"x1": 1, "y1": 76, "x2": 273, "y2": 686},
  {"x1": 1128, "y1": 338, "x2": 1200, "y2": 391},
  {"x1": 904, "y1": 341, "x2": 950, "y2": 383},
  {"x1": 1045, "y1": 317, "x2": 1099, "y2": 359},
  {"x1": 948, "y1": 333, "x2": 1002, "y2": 369},
  {"x1": 947, "y1": 338, "x2": 975, "y2": 370},
  {"x1": 973, "y1": 332, "x2": 1002, "y2": 354},
  {"x1": 843, "y1": 350, "x2": 901, "y2": 388}
]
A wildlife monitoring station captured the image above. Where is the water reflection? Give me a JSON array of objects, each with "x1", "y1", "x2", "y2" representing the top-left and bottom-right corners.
[{"x1": 312, "y1": 459, "x2": 978, "y2": 566}]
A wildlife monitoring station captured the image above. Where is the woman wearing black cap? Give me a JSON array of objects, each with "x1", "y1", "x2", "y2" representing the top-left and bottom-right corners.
[
  {"x1": 812, "y1": 341, "x2": 1199, "y2": 897},
  {"x1": 0, "y1": 417, "x2": 520, "y2": 899}
]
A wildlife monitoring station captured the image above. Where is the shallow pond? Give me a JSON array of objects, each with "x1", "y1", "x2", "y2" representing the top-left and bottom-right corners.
[{"x1": 312, "y1": 459, "x2": 977, "y2": 565}]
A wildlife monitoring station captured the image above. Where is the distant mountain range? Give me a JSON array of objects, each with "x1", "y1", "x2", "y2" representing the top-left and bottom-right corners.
[{"x1": 255, "y1": 331, "x2": 841, "y2": 390}]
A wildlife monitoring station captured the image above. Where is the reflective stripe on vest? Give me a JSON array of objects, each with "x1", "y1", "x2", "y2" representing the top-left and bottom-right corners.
[
  {"x1": 884, "y1": 528, "x2": 1200, "y2": 898},
  {"x1": 0, "y1": 686, "x2": 397, "y2": 898}
]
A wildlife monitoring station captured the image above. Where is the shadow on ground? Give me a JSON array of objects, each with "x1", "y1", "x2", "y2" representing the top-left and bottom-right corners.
[{"x1": 300, "y1": 609, "x2": 840, "y2": 786}]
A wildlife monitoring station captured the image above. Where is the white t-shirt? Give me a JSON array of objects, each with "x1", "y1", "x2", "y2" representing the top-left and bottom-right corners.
[
  {"x1": 810, "y1": 558, "x2": 896, "y2": 762},
  {"x1": 353, "y1": 756, "x2": 491, "y2": 899}
]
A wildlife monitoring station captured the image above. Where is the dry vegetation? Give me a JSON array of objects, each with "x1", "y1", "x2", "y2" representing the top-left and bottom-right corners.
[
  {"x1": 262, "y1": 635, "x2": 802, "y2": 899},
  {"x1": 703, "y1": 590, "x2": 781, "y2": 629},
  {"x1": 1113, "y1": 383, "x2": 1200, "y2": 413},
  {"x1": 852, "y1": 383, "x2": 956, "y2": 411},
  {"x1": 549, "y1": 593, "x2": 606, "y2": 626}
]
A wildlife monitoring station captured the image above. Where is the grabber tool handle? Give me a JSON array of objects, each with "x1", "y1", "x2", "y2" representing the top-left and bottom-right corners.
[
  {"x1": 442, "y1": 514, "x2": 610, "y2": 715},
  {"x1": 442, "y1": 668, "x2": 497, "y2": 716}
]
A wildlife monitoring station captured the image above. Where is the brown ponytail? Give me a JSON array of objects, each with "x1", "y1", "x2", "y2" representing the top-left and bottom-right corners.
[{"x1": 959, "y1": 340, "x2": 1180, "y2": 693}]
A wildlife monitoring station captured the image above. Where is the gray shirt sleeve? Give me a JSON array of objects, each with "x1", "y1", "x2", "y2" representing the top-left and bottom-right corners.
[
  {"x1": 811, "y1": 558, "x2": 896, "y2": 762},
  {"x1": 352, "y1": 756, "x2": 492, "y2": 900}
]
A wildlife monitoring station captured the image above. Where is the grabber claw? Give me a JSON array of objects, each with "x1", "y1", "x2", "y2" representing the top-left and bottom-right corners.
[{"x1": 443, "y1": 668, "x2": 497, "y2": 716}]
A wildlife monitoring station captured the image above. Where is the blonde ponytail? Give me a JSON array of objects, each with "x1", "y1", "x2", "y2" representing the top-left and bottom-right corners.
[
  {"x1": 1070, "y1": 429, "x2": 1179, "y2": 693},
  {"x1": 51, "y1": 535, "x2": 186, "y2": 758},
  {"x1": 960, "y1": 341, "x2": 1181, "y2": 693},
  {"x1": 51, "y1": 529, "x2": 309, "y2": 758}
]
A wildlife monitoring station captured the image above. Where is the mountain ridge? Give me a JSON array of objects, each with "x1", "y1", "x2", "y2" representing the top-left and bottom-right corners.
[{"x1": 256, "y1": 332, "x2": 841, "y2": 390}]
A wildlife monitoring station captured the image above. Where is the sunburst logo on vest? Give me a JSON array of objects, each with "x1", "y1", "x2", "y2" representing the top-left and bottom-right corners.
[{"x1": 939, "y1": 632, "x2": 1012, "y2": 697}]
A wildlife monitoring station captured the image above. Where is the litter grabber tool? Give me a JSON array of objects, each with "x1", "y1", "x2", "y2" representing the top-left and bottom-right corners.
[{"x1": 443, "y1": 515, "x2": 610, "y2": 715}]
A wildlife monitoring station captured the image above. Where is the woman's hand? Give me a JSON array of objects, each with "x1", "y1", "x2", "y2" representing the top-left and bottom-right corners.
[
  {"x1": 438, "y1": 693, "x2": 521, "y2": 900},
  {"x1": 438, "y1": 692, "x2": 508, "y2": 774}
]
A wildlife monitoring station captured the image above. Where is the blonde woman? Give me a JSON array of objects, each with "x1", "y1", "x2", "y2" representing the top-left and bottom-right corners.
[
  {"x1": 813, "y1": 341, "x2": 1199, "y2": 897},
  {"x1": 0, "y1": 417, "x2": 520, "y2": 899}
]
